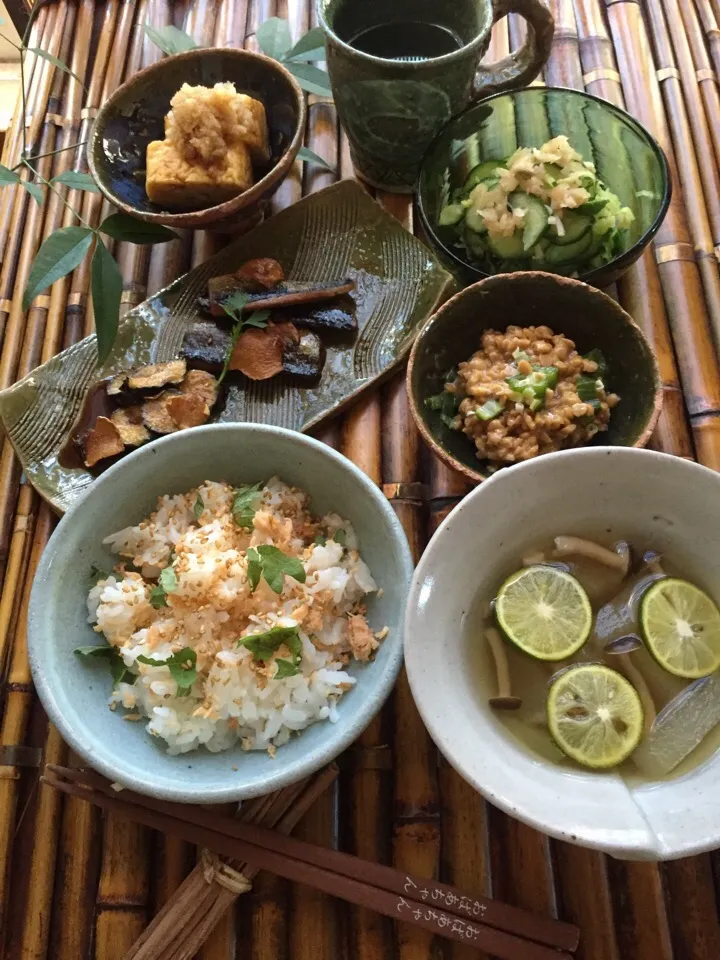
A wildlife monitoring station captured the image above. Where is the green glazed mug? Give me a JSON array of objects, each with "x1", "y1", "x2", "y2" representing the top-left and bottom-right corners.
[{"x1": 318, "y1": 0, "x2": 555, "y2": 192}]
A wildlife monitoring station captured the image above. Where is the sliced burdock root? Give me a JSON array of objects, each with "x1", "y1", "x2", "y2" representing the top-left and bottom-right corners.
[
  {"x1": 180, "y1": 322, "x2": 232, "y2": 373},
  {"x1": 107, "y1": 359, "x2": 187, "y2": 404},
  {"x1": 274, "y1": 295, "x2": 357, "y2": 334},
  {"x1": 201, "y1": 278, "x2": 356, "y2": 319},
  {"x1": 282, "y1": 331, "x2": 326, "y2": 381},
  {"x1": 110, "y1": 406, "x2": 150, "y2": 448},
  {"x1": 235, "y1": 258, "x2": 284, "y2": 292},
  {"x1": 81, "y1": 416, "x2": 125, "y2": 467}
]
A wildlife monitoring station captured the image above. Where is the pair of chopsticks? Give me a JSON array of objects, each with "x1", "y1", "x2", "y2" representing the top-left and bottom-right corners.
[{"x1": 43, "y1": 765, "x2": 579, "y2": 960}]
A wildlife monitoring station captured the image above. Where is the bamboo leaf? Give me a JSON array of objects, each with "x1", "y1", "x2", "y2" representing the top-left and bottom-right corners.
[
  {"x1": 52, "y1": 170, "x2": 100, "y2": 193},
  {"x1": 143, "y1": 24, "x2": 198, "y2": 55},
  {"x1": 24, "y1": 226, "x2": 94, "y2": 310},
  {"x1": 0, "y1": 164, "x2": 20, "y2": 185},
  {"x1": 25, "y1": 48, "x2": 84, "y2": 86},
  {"x1": 297, "y1": 146, "x2": 335, "y2": 173},
  {"x1": 99, "y1": 212, "x2": 178, "y2": 244},
  {"x1": 283, "y1": 26, "x2": 326, "y2": 61},
  {"x1": 285, "y1": 62, "x2": 333, "y2": 97},
  {"x1": 91, "y1": 240, "x2": 123, "y2": 364},
  {"x1": 21, "y1": 181, "x2": 44, "y2": 205},
  {"x1": 256, "y1": 17, "x2": 292, "y2": 60}
]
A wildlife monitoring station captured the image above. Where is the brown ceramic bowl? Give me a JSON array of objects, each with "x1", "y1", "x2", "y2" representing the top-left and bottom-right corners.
[
  {"x1": 88, "y1": 48, "x2": 305, "y2": 233},
  {"x1": 407, "y1": 272, "x2": 663, "y2": 484}
]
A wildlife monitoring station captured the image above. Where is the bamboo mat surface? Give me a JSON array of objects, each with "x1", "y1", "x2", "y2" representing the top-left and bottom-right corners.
[{"x1": 1, "y1": 1, "x2": 720, "y2": 958}]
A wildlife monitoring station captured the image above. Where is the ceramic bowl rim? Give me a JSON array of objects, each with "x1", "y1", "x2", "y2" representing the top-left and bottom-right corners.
[
  {"x1": 88, "y1": 47, "x2": 306, "y2": 227},
  {"x1": 404, "y1": 445, "x2": 720, "y2": 859},
  {"x1": 405, "y1": 271, "x2": 663, "y2": 484},
  {"x1": 416, "y1": 85, "x2": 672, "y2": 285},
  {"x1": 28, "y1": 423, "x2": 413, "y2": 803}
]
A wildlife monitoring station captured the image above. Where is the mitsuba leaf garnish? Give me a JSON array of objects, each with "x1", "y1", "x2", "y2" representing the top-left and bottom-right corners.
[
  {"x1": 274, "y1": 659, "x2": 300, "y2": 678},
  {"x1": 193, "y1": 494, "x2": 204, "y2": 520},
  {"x1": 245, "y1": 545, "x2": 306, "y2": 594},
  {"x1": 333, "y1": 529, "x2": 347, "y2": 547},
  {"x1": 314, "y1": 534, "x2": 327, "y2": 546},
  {"x1": 137, "y1": 647, "x2": 197, "y2": 695},
  {"x1": 89, "y1": 564, "x2": 110, "y2": 586},
  {"x1": 240, "y1": 625, "x2": 302, "y2": 667},
  {"x1": 74, "y1": 645, "x2": 134, "y2": 686},
  {"x1": 232, "y1": 482, "x2": 263, "y2": 529},
  {"x1": 149, "y1": 585, "x2": 168, "y2": 609},
  {"x1": 216, "y1": 295, "x2": 270, "y2": 386},
  {"x1": 159, "y1": 565, "x2": 178, "y2": 593}
]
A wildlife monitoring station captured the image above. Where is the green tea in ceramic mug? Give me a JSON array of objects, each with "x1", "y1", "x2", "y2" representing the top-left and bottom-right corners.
[{"x1": 318, "y1": 0, "x2": 555, "y2": 192}]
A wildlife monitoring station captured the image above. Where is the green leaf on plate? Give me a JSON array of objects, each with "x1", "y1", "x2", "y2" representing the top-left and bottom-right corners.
[
  {"x1": 0, "y1": 164, "x2": 19, "y2": 185},
  {"x1": 99, "y1": 212, "x2": 178, "y2": 244},
  {"x1": 283, "y1": 26, "x2": 326, "y2": 62},
  {"x1": 285, "y1": 62, "x2": 333, "y2": 97},
  {"x1": 74, "y1": 644, "x2": 114, "y2": 659},
  {"x1": 149, "y1": 584, "x2": 168, "y2": 608},
  {"x1": 25, "y1": 48, "x2": 85, "y2": 86},
  {"x1": 246, "y1": 547, "x2": 262, "y2": 592},
  {"x1": 193, "y1": 494, "x2": 204, "y2": 520},
  {"x1": 137, "y1": 647, "x2": 197, "y2": 690},
  {"x1": 91, "y1": 240, "x2": 123, "y2": 365},
  {"x1": 232, "y1": 482, "x2": 263, "y2": 529},
  {"x1": 160, "y1": 565, "x2": 178, "y2": 593},
  {"x1": 240, "y1": 625, "x2": 302, "y2": 663},
  {"x1": 24, "y1": 225, "x2": 94, "y2": 310},
  {"x1": 256, "y1": 17, "x2": 292, "y2": 60},
  {"x1": 297, "y1": 146, "x2": 335, "y2": 173},
  {"x1": 52, "y1": 170, "x2": 100, "y2": 193},
  {"x1": 143, "y1": 23, "x2": 198, "y2": 56},
  {"x1": 220, "y1": 290, "x2": 251, "y2": 321},
  {"x1": 248, "y1": 544, "x2": 306, "y2": 595},
  {"x1": 274, "y1": 658, "x2": 300, "y2": 678},
  {"x1": 21, "y1": 181, "x2": 44, "y2": 206}
]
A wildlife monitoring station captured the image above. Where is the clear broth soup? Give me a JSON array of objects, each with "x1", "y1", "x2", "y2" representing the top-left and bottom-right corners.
[{"x1": 465, "y1": 535, "x2": 720, "y2": 783}]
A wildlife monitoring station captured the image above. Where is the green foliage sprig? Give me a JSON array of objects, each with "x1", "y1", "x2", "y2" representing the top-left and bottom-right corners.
[{"x1": 2, "y1": 10, "x2": 333, "y2": 366}]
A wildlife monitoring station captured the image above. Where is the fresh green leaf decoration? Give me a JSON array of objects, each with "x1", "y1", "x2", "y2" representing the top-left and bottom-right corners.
[
  {"x1": 232, "y1": 482, "x2": 263, "y2": 529},
  {"x1": 240, "y1": 625, "x2": 302, "y2": 663},
  {"x1": 21, "y1": 181, "x2": 43, "y2": 205},
  {"x1": 297, "y1": 146, "x2": 336, "y2": 174},
  {"x1": 333, "y1": 529, "x2": 347, "y2": 547},
  {"x1": 26, "y1": 48, "x2": 85, "y2": 87},
  {"x1": 216, "y1": 296, "x2": 269, "y2": 386},
  {"x1": 193, "y1": 494, "x2": 204, "y2": 520},
  {"x1": 137, "y1": 647, "x2": 197, "y2": 691},
  {"x1": 160, "y1": 565, "x2": 178, "y2": 593},
  {"x1": 246, "y1": 545, "x2": 306, "y2": 594},
  {"x1": 143, "y1": 23, "x2": 198, "y2": 56},
  {"x1": 283, "y1": 26, "x2": 326, "y2": 62},
  {"x1": 0, "y1": 164, "x2": 20, "y2": 185},
  {"x1": 285, "y1": 62, "x2": 333, "y2": 97},
  {"x1": 274, "y1": 658, "x2": 300, "y2": 678},
  {"x1": 75, "y1": 644, "x2": 134, "y2": 686},
  {"x1": 52, "y1": 170, "x2": 100, "y2": 193},
  {"x1": 256, "y1": 17, "x2": 293, "y2": 60},
  {"x1": 91, "y1": 239, "x2": 124, "y2": 364},
  {"x1": 314, "y1": 534, "x2": 327, "y2": 546},
  {"x1": 246, "y1": 547, "x2": 262, "y2": 592},
  {"x1": 89, "y1": 564, "x2": 111, "y2": 586},
  {"x1": 149, "y1": 584, "x2": 168, "y2": 608},
  {"x1": 24, "y1": 225, "x2": 94, "y2": 310},
  {"x1": 99, "y1": 212, "x2": 178, "y2": 244}
]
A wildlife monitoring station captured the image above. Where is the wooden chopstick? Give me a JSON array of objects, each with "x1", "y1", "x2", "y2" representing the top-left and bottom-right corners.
[
  {"x1": 43, "y1": 766, "x2": 578, "y2": 960},
  {"x1": 47, "y1": 763, "x2": 577, "y2": 952}
]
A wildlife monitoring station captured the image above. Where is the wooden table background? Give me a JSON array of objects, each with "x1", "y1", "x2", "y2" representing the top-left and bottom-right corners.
[{"x1": 1, "y1": 0, "x2": 720, "y2": 958}]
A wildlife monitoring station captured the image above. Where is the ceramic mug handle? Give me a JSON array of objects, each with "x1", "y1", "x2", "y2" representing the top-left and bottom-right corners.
[{"x1": 473, "y1": 0, "x2": 555, "y2": 98}]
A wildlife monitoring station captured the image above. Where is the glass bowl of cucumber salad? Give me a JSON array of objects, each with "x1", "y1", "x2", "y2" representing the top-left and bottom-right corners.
[{"x1": 417, "y1": 87, "x2": 671, "y2": 289}]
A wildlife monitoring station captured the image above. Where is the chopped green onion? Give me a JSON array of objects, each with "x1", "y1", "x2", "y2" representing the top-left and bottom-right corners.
[
  {"x1": 529, "y1": 398, "x2": 543, "y2": 412},
  {"x1": 512, "y1": 349, "x2": 531, "y2": 363},
  {"x1": 475, "y1": 399, "x2": 503, "y2": 421},
  {"x1": 583, "y1": 349, "x2": 608, "y2": 378},
  {"x1": 576, "y1": 376, "x2": 600, "y2": 403},
  {"x1": 506, "y1": 365, "x2": 558, "y2": 401},
  {"x1": 425, "y1": 393, "x2": 445, "y2": 411}
]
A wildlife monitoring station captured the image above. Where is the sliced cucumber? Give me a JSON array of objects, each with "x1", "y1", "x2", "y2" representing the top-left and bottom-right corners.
[
  {"x1": 465, "y1": 207, "x2": 488, "y2": 234},
  {"x1": 438, "y1": 203, "x2": 466, "y2": 227},
  {"x1": 545, "y1": 231, "x2": 593, "y2": 265},
  {"x1": 488, "y1": 231, "x2": 525, "y2": 260},
  {"x1": 463, "y1": 159, "x2": 506, "y2": 192},
  {"x1": 508, "y1": 192, "x2": 549, "y2": 251},
  {"x1": 544, "y1": 162, "x2": 564, "y2": 184},
  {"x1": 581, "y1": 197, "x2": 609, "y2": 216},
  {"x1": 549, "y1": 209, "x2": 592, "y2": 247}
]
